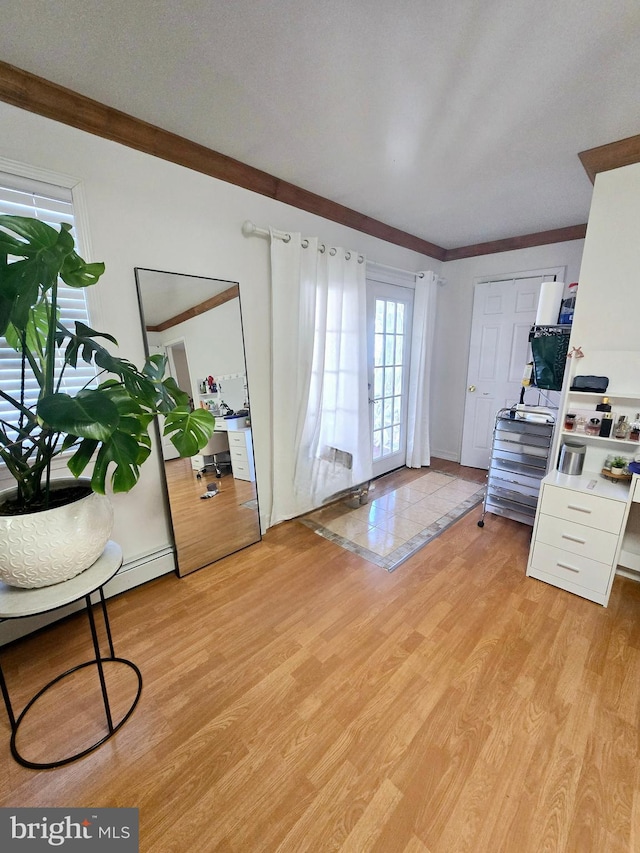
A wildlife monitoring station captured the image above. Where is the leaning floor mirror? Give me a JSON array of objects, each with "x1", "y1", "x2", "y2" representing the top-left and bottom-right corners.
[{"x1": 135, "y1": 268, "x2": 261, "y2": 576}]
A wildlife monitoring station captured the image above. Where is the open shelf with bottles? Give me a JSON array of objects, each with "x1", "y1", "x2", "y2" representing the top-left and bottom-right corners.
[{"x1": 562, "y1": 389, "x2": 640, "y2": 456}]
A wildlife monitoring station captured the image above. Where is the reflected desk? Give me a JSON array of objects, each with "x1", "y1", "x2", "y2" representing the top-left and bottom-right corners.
[
  {"x1": 192, "y1": 417, "x2": 255, "y2": 482},
  {"x1": 0, "y1": 541, "x2": 142, "y2": 768}
]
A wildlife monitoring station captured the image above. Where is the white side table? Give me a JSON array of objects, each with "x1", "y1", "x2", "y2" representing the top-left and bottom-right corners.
[{"x1": 0, "y1": 541, "x2": 142, "y2": 769}]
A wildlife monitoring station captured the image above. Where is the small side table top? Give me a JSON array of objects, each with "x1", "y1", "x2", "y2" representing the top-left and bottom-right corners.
[{"x1": 0, "y1": 540, "x2": 123, "y2": 619}]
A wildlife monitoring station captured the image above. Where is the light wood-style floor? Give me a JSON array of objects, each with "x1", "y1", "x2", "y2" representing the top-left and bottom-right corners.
[
  {"x1": 1, "y1": 460, "x2": 640, "y2": 852},
  {"x1": 164, "y1": 457, "x2": 260, "y2": 575}
]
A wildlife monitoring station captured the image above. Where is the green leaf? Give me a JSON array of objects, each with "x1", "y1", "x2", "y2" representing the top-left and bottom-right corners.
[
  {"x1": 142, "y1": 353, "x2": 168, "y2": 381},
  {"x1": 67, "y1": 438, "x2": 99, "y2": 477},
  {"x1": 0, "y1": 231, "x2": 28, "y2": 255},
  {"x1": 154, "y1": 376, "x2": 189, "y2": 411},
  {"x1": 62, "y1": 321, "x2": 119, "y2": 369},
  {"x1": 90, "y1": 431, "x2": 146, "y2": 494},
  {"x1": 0, "y1": 218, "x2": 105, "y2": 336},
  {"x1": 0, "y1": 259, "x2": 40, "y2": 334},
  {"x1": 5, "y1": 302, "x2": 52, "y2": 362},
  {"x1": 60, "y1": 254, "x2": 105, "y2": 289},
  {"x1": 0, "y1": 215, "x2": 62, "y2": 250},
  {"x1": 37, "y1": 390, "x2": 120, "y2": 441},
  {"x1": 75, "y1": 320, "x2": 118, "y2": 346},
  {"x1": 163, "y1": 407, "x2": 216, "y2": 457}
]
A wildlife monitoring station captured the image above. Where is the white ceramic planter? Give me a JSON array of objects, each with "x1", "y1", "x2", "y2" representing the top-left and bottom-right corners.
[{"x1": 0, "y1": 479, "x2": 114, "y2": 588}]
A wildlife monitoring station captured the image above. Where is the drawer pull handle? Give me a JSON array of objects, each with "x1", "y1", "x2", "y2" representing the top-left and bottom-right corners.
[
  {"x1": 556, "y1": 561, "x2": 580, "y2": 574},
  {"x1": 567, "y1": 504, "x2": 591, "y2": 514},
  {"x1": 561, "y1": 534, "x2": 586, "y2": 544}
]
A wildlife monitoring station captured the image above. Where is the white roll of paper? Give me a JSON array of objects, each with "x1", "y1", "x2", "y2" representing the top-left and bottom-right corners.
[{"x1": 535, "y1": 281, "x2": 564, "y2": 325}]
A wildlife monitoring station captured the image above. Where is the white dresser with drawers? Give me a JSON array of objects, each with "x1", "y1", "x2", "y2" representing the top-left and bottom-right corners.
[
  {"x1": 527, "y1": 471, "x2": 640, "y2": 606},
  {"x1": 227, "y1": 427, "x2": 255, "y2": 482}
]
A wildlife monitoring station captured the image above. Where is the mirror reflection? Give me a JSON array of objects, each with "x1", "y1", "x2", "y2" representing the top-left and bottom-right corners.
[{"x1": 134, "y1": 268, "x2": 261, "y2": 576}]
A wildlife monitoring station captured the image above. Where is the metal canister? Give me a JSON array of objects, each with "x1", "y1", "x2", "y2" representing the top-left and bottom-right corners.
[{"x1": 558, "y1": 442, "x2": 586, "y2": 476}]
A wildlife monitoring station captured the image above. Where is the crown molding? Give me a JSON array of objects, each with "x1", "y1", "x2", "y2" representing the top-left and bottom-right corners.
[
  {"x1": 443, "y1": 224, "x2": 587, "y2": 262},
  {"x1": 0, "y1": 60, "x2": 589, "y2": 263},
  {"x1": 579, "y1": 133, "x2": 640, "y2": 184},
  {"x1": 0, "y1": 61, "x2": 446, "y2": 261},
  {"x1": 146, "y1": 285, "x2": 239, "y2": 332}
]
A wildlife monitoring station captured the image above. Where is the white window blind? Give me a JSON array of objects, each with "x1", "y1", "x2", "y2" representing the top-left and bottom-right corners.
[{"x1": 0, "y1": 172, "x2": 94, "y2": 436}]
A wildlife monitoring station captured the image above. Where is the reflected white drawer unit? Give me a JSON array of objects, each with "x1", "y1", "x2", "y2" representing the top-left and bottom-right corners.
[
  {"x1": 227, "y1": 428, "x2": 255, "y2": 482},
  {"x1": 526, "y1": 471, "x2": 630, "y2": 606}
]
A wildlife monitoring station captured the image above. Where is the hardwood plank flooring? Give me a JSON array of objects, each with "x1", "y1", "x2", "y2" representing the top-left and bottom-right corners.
[{"x1": 1, "y1": 461, "x2": 640, "y2": 851}]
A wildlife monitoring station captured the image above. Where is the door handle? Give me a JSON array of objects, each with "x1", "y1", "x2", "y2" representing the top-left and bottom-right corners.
[{"x1": 468, "y1": 385, "x2": 476, "y2": 392}]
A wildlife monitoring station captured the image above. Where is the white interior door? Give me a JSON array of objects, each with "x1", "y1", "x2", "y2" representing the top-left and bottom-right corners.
[
  {"x1": 460, "y1": 272, "x2": 561, "y2": 469},
  {"x1": 367, "y1": 282, "x2": 413, "y2": 477}
]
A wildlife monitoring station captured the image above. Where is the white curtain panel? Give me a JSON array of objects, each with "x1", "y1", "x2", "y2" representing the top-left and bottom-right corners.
[
  {"x1": 269, "y1": 231, "x2": 372, "y2": 525},
  {"x1": 406, "y1": 271, "x2": 438, "y2": 468}
]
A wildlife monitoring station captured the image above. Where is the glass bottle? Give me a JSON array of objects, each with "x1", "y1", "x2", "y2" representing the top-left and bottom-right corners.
[
  {"x1": 614, "y1": 415, "x2": 630, "y2": 440},
  {"x1": 599, "y1": 412, "x2": 613, "y2": 437},
  {"x1": 596, "y1": 397, "x2": 612, "y2": 412},
  {"x1": 564, "y1": 413, "x2": 576, "y2": 431},
  {"x1": 585, "y1": 416, "x2": 601, "y2": 436},
  {"x1": 630, "y1": 413, "x2": 640, "y2": 442}
]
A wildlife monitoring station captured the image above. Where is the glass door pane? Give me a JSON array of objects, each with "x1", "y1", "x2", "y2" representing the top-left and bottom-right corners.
[{"x1": 367, "y1": 281, "x2": 413, "y2": 477}]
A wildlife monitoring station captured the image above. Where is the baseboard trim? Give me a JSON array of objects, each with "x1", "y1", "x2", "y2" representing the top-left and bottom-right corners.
[
  {"x1": 615, "y1": 566, "x2": 640, "y2": 584},
  {"x1": 0, "y1": 548, "x2": 175, "y2": 647},
  {"x1": 431, "y1": 449, "x2": 460, "y2": 463}
]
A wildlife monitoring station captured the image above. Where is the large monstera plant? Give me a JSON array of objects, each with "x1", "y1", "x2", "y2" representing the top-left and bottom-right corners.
[{"x1": 0, "y1": 214, "x2": 215, "y2": 515}]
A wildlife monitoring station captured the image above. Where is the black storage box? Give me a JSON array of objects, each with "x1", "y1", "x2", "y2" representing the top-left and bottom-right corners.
[{"x1": 570, "y1": 375, "x2": 609, "y2": 393}]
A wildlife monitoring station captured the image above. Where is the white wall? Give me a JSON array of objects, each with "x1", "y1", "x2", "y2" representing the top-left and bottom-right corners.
[
  {"x1": 0, "y1": 101, "x2": 439, "y2": 585},
  {"x1": 432, "y1": 240, "x2": 585, "y2": 461},
  {"x1": 151, "y1": 298, "x2": 247, "y2": 411},
  {"x1": 563, "y1": 162, "x2": 640, "y2": 476},
  {"x1": 570, "y1": 162, "x2": 640, "y2": 351}
]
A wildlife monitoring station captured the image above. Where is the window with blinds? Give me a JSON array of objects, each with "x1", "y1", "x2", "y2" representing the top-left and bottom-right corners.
[{"x1": 0, "y1": 172, "x2": 94, "y2": 437}]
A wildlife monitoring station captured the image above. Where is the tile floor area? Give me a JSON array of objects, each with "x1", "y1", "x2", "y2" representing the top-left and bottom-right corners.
[{"x1": 301, "y1": 470, "x2": 486, "y2": 571}]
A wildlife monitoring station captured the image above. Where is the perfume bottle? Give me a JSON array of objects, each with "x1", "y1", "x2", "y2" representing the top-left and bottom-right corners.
[
  {"x1": 585, "y1": 417, "x2": 601, "y2": 436},
  {"x1": 596, "y1": 397, "x2": 612, "y2": 412},
  {"x1": 630, "y1": 414, "x2": 640, "y2": 442},
  {"x1": 614, "y1": 415, "x2": 630, "y2": 440},
  {"x1": 599, "y1": 412, "x2": 613, "y2": 437},
  {"x1": 564, "y1": 413, "x2": 576, "y2": 431}
]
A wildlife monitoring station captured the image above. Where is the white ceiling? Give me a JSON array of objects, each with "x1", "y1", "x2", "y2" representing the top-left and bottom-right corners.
[
  {"x1": 136, "y1": 269, "x2": 237, "y2": 327},
  {"x1": 1, "y1": 0, "x2": 639, "y2": 249}
]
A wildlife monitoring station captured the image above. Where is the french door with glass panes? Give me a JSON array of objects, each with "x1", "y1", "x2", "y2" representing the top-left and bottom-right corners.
[{"x1": 367, "y1": 281, "x2": 414, "y2": 477}]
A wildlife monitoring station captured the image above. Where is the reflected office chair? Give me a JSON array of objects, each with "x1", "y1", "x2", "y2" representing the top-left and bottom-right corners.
[{"x1": 196, "y1": 431, "x2": 231, "y2": 479}]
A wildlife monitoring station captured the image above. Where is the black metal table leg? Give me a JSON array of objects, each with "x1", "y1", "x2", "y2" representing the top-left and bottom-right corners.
[
  {"x1": 0, "y1": 545, "x2": 143, "y2": 769},
  {"x1": 85, "y1": 593, "x2": 115, "y2": 734}
]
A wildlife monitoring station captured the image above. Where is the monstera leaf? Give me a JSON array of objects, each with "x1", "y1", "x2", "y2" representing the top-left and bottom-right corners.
[
  {"x1": 164, "y1": 407, "x2": 216, "y2": 457},
  {"x1": 0, "y1": 215, "x2": 216, "y2": 513}
]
